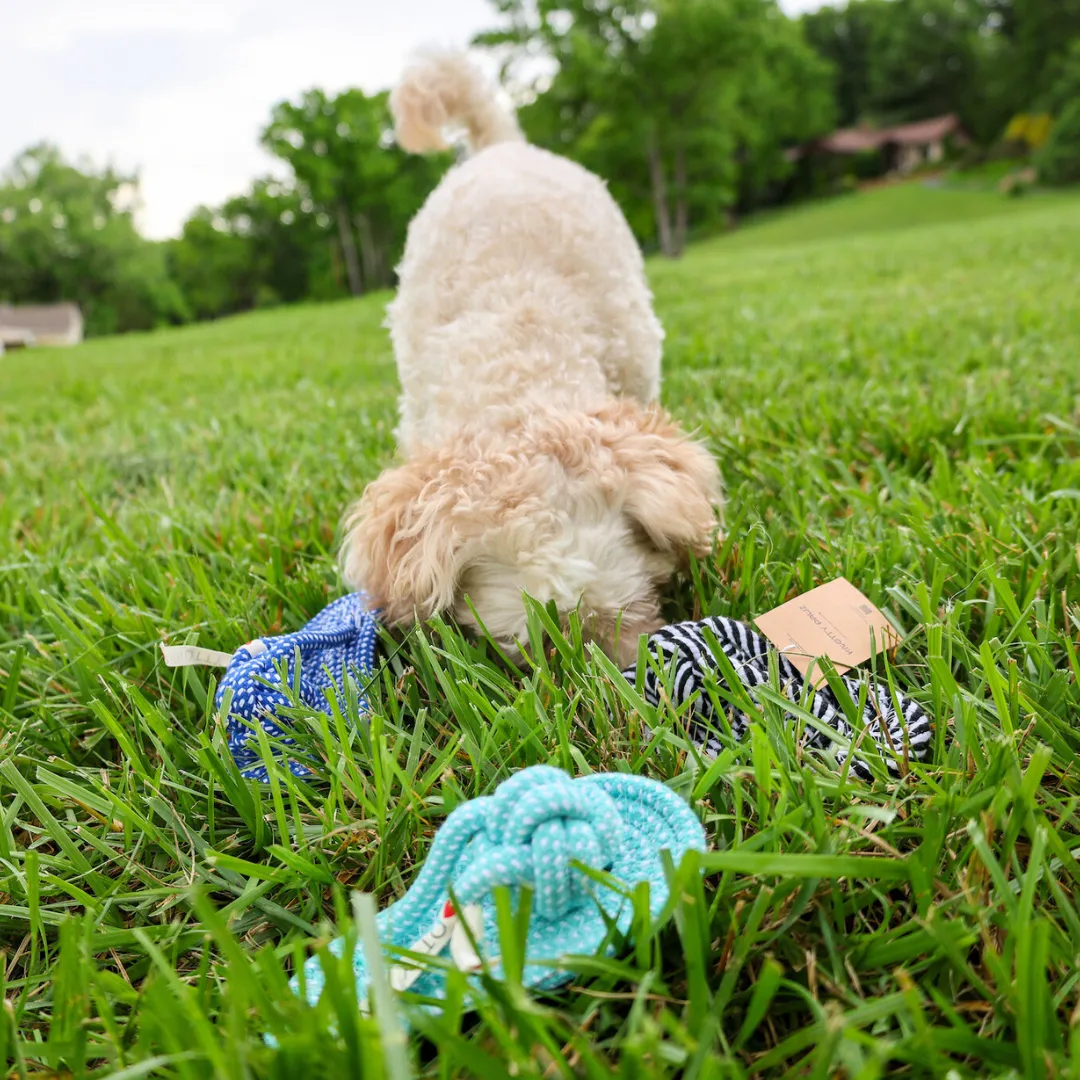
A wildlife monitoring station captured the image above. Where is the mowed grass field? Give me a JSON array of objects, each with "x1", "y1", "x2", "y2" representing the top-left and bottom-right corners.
[{"x1": 3, "y1": 184, "x2": 1080, "y2": 1078}]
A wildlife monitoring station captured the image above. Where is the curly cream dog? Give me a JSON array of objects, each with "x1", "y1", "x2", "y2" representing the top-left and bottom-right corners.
[{"x1": 342, "y1": 52, "x2": 721, "y2": 664}]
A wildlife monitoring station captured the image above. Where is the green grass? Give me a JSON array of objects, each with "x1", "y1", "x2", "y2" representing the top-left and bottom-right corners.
[
  {"x1": 715, "y1": 180, "x2": 1070, "y2": 250},
  {"x1": 3, "y1": 183, "x2": 1080, "y2": 1077},
  {"x1": 943, "y1": 159, "x2": 1029, "y2": 190}
]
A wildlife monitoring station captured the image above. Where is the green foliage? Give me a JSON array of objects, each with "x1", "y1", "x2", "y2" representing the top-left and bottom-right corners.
[
  {"x1": 262, "y1": 88, "x2": 449, "y2": 295},
  {"x1": 732, "y1": 9, "x2": 837, "y2": 207},
  {"x1": 167, "y1": 179, "x2": 341, "y2": 322},
  {"x1": 0, "y1": 144, "x2": 185, "y2": 336},
  {"x1": 161, "y1": 88, "x2": 451, "y2": 324},
  {"x1": 802, "y1": 2, "x2": 876, "y2": 128},
  {"x1": 802, "y1": 0, "x2": 1080, "y2": 145},
  {"x1": 1036, "y1": 99, "x2": 1080, "y2": 185},
  {"x1": 864, "y1": 0, "x2": 984, "y2": 127},
  {"x1": 1041, "y1": 38, "x2": 1080, "y2": 115},
  {"x1": 1004, "y1": 0, "x2": 1080, "y2": 112},
  {"x1": 4, "y1": 186, "x2": 1080, "y2": 1074},
  {"x1": 480, "y1": 0, "x2": 834, "y2": 255}
]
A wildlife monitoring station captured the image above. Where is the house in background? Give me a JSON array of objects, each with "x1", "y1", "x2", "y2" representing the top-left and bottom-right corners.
[
  {"x1": 788, "y1": 114, "x2": 970, "y2": 177},
  {"x1": 0, "y1": 326, "x2": 35, "y2": 354},
  {"x1": 876, "y1": 114, "x2": 970, "y2": 173},
  {"x1": 0, "y1": 303, "x2": 84, "y2": 355}
]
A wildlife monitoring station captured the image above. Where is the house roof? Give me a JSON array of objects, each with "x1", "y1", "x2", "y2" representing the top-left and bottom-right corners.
[
  {"x1": 820, "y1": 126, "x2": 882, "y2": 154},
  {"x1": 789, "y1": 114, "x2": 968, "y2": 160},
  {"x1": 0, "y1": 302, "x2": 82, "y2": 336},
  {"x1": 0, "y1": 326, "x2": 36, "y2": 347},
  {"x1": 884, "y1": 114, "x2": 966, "y2": 146}
]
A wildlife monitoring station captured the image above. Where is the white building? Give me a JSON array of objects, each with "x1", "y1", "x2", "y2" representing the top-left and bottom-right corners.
[{"x1": 0, "y1": 303, "x2": 84, "y2": 352}]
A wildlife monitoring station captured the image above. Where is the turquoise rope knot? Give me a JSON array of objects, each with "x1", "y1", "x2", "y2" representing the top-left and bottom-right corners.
[
  {"x1": 452, "y1": 766, "x2": 626, "y2": 921},
  {"x1": 288, "y1": 764, "x2": 707, "y2": 1020}
]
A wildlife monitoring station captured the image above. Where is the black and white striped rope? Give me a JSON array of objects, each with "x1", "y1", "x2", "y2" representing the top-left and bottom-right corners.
[{"x1": 622, "y1": 616, "x2": 933, "y2": 779}]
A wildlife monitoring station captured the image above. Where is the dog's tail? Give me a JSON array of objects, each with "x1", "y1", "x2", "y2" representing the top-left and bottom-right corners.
[{"x1": 391, "y1": 50, "x2": 524, "y2": 156}]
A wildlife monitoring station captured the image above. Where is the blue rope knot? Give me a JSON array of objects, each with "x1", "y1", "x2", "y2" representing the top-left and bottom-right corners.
[{"x1": 453, "y1": 766, "x2": 625, "y2": 921}]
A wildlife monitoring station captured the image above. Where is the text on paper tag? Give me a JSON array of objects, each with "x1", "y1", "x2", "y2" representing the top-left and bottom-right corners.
[{"x1": 753, "y1": 577, "x2": 900, "y2": 685}]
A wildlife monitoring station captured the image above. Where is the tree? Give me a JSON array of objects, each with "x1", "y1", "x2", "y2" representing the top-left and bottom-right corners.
[
  {"x1": 168, "y1": 178, "x2": 340, "y2": 322},
  {"x1": 865, "y1": 0, "x2": 987, "y2": 131},
  {"x1": 802, "y1": 2, "x2": 877, "y2": 128},
  {"x1": 994, "y1": 0, "x2": 1080, "y2": 112},
  {"x1": 803, "y1": 0, "x2": 1080, "y2": 144},
  {"x1": 731, "y1": 11, "x2": 837, "y2": 211},
  {"x1": 168, "y1": 208, "x2": 259, "y2": 322},
  {"x1": 1041, "y1": 38, "x2": 1080, "y2": 116},
  {"x1": 0, "y1": 144, "x2": 184, "y2": 336},
  {"x1": 478, "y1": 0, "x2": 833, "y2": 257},
  {"x1": 1036, "y1": 99, "x2": 1080, "y2": 185},
  {"x1": 262, "y1": 89, "x2": 449, "y2": 295}
]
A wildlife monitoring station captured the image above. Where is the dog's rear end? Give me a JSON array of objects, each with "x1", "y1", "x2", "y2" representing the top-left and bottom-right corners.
[{"x1": 342, "y1": 52, "x2": 722, "y2": 664}]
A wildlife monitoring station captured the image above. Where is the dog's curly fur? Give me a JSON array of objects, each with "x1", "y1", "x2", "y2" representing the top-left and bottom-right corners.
[{"x1": 342, "y1": 51, "x2": 722, "y2": 664}]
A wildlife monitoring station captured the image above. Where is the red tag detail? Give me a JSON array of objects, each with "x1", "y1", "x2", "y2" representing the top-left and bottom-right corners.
[{"x1": 442, "y1": 901, "x2": 455, "y2": 919}]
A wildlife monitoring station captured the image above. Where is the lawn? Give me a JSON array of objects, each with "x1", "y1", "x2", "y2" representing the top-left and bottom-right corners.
[{"x1": 3, "y1": 183, "x2": 1080, "y2": 1078}]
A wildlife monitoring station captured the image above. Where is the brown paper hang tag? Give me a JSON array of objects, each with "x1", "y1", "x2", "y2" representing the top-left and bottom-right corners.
[{"x1": 753, "y1": 577, "x2": 900, "y2": 687}]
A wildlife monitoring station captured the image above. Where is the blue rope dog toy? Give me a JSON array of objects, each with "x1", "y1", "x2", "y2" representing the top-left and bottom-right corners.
[{"x1": 216, "y1": 592, "x2": 380, "y2": 781}]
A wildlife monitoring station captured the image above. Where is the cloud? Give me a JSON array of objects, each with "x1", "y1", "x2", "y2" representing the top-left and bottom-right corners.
[
  {"x1": 4, "y1": 0, "x2": 496, "y2": 237},
  {"x1": 9, "y1": 0, "x2": 258, "y2": 51},
  {"x1": 124, "y1": 3, "x2": 495, "y2": 237},
  {"x1": 4, "y1": 0, "x2": 826, "y2": 239}
]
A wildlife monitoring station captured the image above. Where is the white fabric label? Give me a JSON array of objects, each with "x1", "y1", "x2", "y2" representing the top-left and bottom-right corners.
[
  {"x1": 449, "y1": 903, "x2": 484, "y2": 972},
  {"x1": 160, "y1": 644, "x2": 236, "y2": 668},
  {"x1": 385, "y1": 902, "x2": 485, "y2": 994}
]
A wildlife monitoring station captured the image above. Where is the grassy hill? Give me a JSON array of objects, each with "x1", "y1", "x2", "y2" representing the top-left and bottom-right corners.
[
  {"x1": 3, "y1": 184, "x2": 1080, "y2": 1077},
  {"x1": 697, "y1": 180, "x2": 1073, "y2": 251}
]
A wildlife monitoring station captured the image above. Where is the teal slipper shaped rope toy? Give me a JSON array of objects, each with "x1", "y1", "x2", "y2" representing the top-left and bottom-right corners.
[{"x1": 296, "y1": 765, "x2": 706, "y2": 1011}]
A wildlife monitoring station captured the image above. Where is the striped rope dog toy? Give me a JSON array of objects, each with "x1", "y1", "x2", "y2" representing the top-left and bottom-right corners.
[{"x1": 622, "y1": 615, "x2": 932, "y2": 778}]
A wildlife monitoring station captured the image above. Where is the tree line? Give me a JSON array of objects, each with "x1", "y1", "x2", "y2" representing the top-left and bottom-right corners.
[{"x1": 2, "y1": 0, "x2": 1078, "y2": 338}]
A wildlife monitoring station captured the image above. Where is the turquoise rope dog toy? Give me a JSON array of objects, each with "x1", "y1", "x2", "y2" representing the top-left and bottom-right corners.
[{"x1": 295, "y1": 765, "x2": 706, "y2": 1011}]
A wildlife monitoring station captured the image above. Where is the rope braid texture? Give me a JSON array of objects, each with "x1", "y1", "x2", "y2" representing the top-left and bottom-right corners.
[
  {"x1": 621, "y1": 615, "x2": 932, "y2": 779},
  {"x1": 215, "y1": 594, "x2": 932, "y2": 782},
  {"x1": 294, "y1": 765, "x2": 707, "y2": 1012}
]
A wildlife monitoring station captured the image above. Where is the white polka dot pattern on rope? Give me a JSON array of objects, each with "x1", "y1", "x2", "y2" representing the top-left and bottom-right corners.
[
  {"x1": 294, "y1": 764, "x2": 707, "y2": 1015},
  {"x1": 216, "y1": 592, "x2": 381, "y2": 781}
]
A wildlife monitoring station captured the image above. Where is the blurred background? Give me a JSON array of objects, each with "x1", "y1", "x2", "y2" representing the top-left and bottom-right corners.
[{"x1": 1, "y1": 0, "x2": 1078, "y2": 342}]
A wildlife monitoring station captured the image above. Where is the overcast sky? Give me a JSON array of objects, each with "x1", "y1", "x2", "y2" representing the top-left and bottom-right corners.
[{"x1": 2, "y1": 0, "x2": 827, "y2": 239}]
